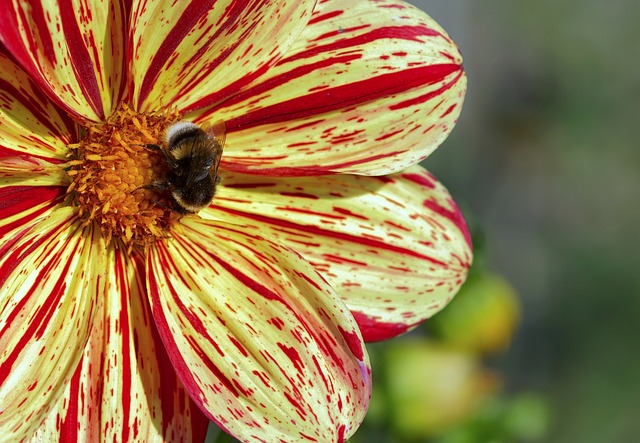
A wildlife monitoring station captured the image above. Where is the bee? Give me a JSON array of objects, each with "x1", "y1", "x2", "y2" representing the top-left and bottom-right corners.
[{"x1": 144, "y1": 120, "x2": 225, "y2": 213}]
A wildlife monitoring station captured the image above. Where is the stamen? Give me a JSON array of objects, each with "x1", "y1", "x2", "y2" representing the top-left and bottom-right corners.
[{"x1": 65, "y1": 104, "x2": 183, "y2": 251}]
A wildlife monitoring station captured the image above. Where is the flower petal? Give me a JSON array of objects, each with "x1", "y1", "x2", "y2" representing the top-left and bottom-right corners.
[
  {"x1": 0, "y1": 156, "x2": 68, "y2": 187},
  {"x1": 1, "y1": 0, "x2": 127, "y2": 121},
  {"x1": 130, "y1": 0, "x2": 317, "y2": 113},
  {"x1": 29, "y1": 248, "x2": 208, "y2": 442},
  {"x1": 0, "y1": 51, "x2": 77, "y2": 161},
  {"x1": 146, "y1": 218, "x2": 371, "y2": 443},
  {"x1": 194, "y1": 0, "x2": 466, "y2": 176},
  {"x1": 0, "y1": 207, "x2": 106, "y2": 441},
  {"x1": 203, "y1": 165, "x2": 472, "y2": 341},
  {"x1": 0, "y1": 186, "x2": 64, "y2": 238}
]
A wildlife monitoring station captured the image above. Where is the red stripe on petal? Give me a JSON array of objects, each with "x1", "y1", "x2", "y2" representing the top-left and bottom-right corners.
[
  {"x1": 58, "y1": 0, "x2": 104, "y2": 119},
  {"x1": 320, "y1": 150, "x2": 409, "y2": 173},
  {"x1": 388, "y1": 68, "x2": 464, "y2": 110},
  {"x1": 351, "y1": 311, "x2": 414, "y2": 343},
  {"x1": 307, "y1": 9, "x2": 344, "y2": 25},
  {"x1": 213, "y1": 204, "x2": 447, "y2": 266},
  {"x1": 423, "y1": 197, "x2": 473, "y2": 250},
  {"x1": 278, "y1": 343, "x2": 304, "y2": 372},
  {"x1": 181, "y1": 56, "x2": 275, "y2": 112},
  {"x1": 0, "y1": 186, "x2": 62, "y2": 235},
  {"x1": 225, "y1": 64, "x2": 461, "y2": 132},
  {"x1": 0, "y1": 225, "x2": 80, "y2": 379},
  {"x1": 192, "y1": 53, "x2": 361, "y2": 115},
  {"x1": 222, "y1": 149, "x2": 409, "y2": 176},
  {"x1": 401, "y1": 172, "x2": 436, "y2": 189},
  {"x1": 337, "y1": 326, "x2": 364, "y2": 361},
  {"x1": 113, "y1": 252, "x2": 133, "y2": 442},
  {"x1": 280, "y1": 192, "x2": 319, "y2": 199},
  {"x1": 285, "y1": 25, "x2": 445, "y2": 63},
  {"x1": 136, "y1": 0, "x2": 217, "y2": 105},
  {"x1": 202, "y1": 245, "x2": 286, "y2": 304},
  {"x1": 219, "y1": 164, "x2": 327, "y2": 177},
  {"x1": 24, "y1": 2, "x2": 56, "y2": 63},
  {"x1": 59, "y1": 360, "x2": 82, "y2": 442},
  {"x1": 0, "y1": 77, "x2": 73, "y2": 143}
]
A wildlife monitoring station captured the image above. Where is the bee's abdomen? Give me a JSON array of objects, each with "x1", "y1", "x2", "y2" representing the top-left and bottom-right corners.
[{"x1": 171, "y1": 177, "x2": 216, "y2": 212}]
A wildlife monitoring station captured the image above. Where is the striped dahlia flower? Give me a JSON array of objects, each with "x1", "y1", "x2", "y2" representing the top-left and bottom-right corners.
[{"x1": 0, "y1": 0, "x2": 471, "y2": 442}]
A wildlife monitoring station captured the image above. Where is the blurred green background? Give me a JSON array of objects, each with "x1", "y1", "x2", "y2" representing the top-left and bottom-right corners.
[
  {"x1": 366, "y1": 0, "x2": 640, "y2": 442},
  {"x1": 210, "y1": 2, "x2": 640, "y2": 442}
]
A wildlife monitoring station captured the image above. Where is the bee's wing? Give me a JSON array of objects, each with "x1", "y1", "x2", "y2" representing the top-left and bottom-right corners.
[
  {"x1": 207, "y1": 119, "x2": 227, "y2": 151},
  {"x1": 185, "y1": 129, "x2": 225, "y2": 185},
  {"x1": 203, "y1": 119, "x2": 225, "y2": 178}
]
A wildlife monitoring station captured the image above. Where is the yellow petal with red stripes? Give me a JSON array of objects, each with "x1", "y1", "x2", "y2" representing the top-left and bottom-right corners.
[
  {"x1": 195, "y1": 0, "x2": 466, "y2": 176},
  {"x1": 130, "y1": 0, "x2": 317, "y2": 114},
  {"x1": 0, "y1": 207, "x2": 106, "y2": 441},
  {"x1": 205, "y1": 165, "x2": 472, "y2": 341},
  {"x1": 1, "y1": 0, "x2": 126, "y2": 121},
  {"x1": 147, "y1": 217, "x2": 371, "y2": 442},
  {"x1": 29, "y1": 248, "x2": 208, "y2": 442}
]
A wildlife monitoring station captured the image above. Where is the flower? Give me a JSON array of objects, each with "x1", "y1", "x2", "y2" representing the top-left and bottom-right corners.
[{"x1": 0, "y1": 0, "x2": 471, "y2": 442}]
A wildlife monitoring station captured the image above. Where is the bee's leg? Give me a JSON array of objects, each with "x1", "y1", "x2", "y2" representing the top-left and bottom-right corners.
[
  {"x1": 139, "y1": 180, "x2": 169, "y2": 191},
  {"x1": 149, "y1": 199, "x2": 173, "y2": 210},
  {"x1": 148, "y1": 197, "x2": 189, "y2": 214}
]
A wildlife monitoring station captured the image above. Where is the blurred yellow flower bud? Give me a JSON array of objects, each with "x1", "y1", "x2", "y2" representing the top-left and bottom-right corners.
[{"x1": 430, "y1": 272, "x2": 520, "y2": 353}]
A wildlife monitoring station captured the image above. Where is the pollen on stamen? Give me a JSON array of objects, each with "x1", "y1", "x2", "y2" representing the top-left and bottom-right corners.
[{"x1": 65, "y1": 104, "x2": 183, "y2": 251}]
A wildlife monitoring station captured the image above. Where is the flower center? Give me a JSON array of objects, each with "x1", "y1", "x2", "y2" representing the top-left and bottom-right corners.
[{"x1": 66, "y1": 104, "x2": 183, "y2": 250}]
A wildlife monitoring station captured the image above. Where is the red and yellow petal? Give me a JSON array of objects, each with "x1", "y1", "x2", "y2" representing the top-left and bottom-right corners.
[
  {"x1": 0, "y1": 207, "x2": 106, "y2": 441},
  {"x1": 203, "y1": 165, "x2": 472, "y2": 342},
  {"x1": 0, "y1": 186, "x2": 64, "y2": 240},
  {"x1": 29, "y1": 248, "x2": 208, "y2": 442},
  {"x1": 194, "y1": 0, "x2": 466, "y2": 176},
  {"x1": 146, "y1": 218, "x2": 371, "y2": 443},
  {"x1": 0, "y1": 156, "x2": 68, "y2": 188},
  {"x1": 0, "y1": 51, "x2": 77, "y2": 161},
  {"x1": 129, "y1": 0, "x2": 316, "y2": 113},
  {"x1": 1, "y1": 0, "x2": 126, "y2": 122}
]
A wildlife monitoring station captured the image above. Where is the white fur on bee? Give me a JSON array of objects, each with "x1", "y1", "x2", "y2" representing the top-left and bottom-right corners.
[
  {"x1": 172, "y1": 189, "x2": 204, "y2": 212},
  {"x1": 164, "y1": 121, "x2": 200, "y2": 147}
]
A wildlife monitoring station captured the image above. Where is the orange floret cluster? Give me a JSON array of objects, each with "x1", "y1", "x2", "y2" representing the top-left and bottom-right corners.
[{"x1": 66, "y1": 104, "x2": 182, "y2": 250}]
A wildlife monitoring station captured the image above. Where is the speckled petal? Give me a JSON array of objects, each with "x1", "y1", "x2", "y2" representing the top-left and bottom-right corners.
[
  {"x1": 29, "y1": 248, "x2": 208, "y2": 443},
  {"x1": 0, "y1": 0, "x2": 126, "y2": 121},
  {"x1": 0, "y1": 156, "x2": 68, "y2": 187},
  {"x1": 129, "y1": 0, "x2": 316, "y2": 113},
  {"x1": 0, "y1": 207, "x2": 105, "y2": 441},
  {"x1": 0, "y1": 50, "x2": 77, "y2": 161},
  {"x1": 0, "y1": 186, "x2": 63, "y2": 238},
  {"x1": 146, "y1": 218, "x2": 371, "y2": 443},
  {"x1": 194, "y1": 0, "x2": 466, "y2": 176},
  {"x1": 203, "y1": 165, "x2": 472, "y2": 341}
]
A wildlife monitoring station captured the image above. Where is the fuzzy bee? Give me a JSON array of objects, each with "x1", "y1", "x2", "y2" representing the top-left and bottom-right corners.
[{"x1": 145, "y1": 120, "x2": 226, "y2": 213}]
